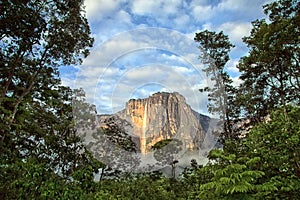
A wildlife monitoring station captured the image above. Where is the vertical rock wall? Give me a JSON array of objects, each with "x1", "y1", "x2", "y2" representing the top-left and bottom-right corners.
[{"x1": 115, "y1": 92, "x2": 205, "y2": 153}]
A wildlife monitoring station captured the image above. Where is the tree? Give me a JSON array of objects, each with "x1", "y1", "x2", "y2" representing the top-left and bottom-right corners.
[
  {"x1": 151, "y1": 139, "x2": 182, "y2": 179},
  {"x1": 0, "y1": 0, "x2": 93, "y2": 154},
  {"x1": 94, "y1": 172, "x2": 187, "y2": 200},
  {"x1": 237, "y1": 0, "x2": 300, "y2": 120},
  {"x1": 0, "y1": 86, "x2": 104, "y2": 198},
  {"x1": 187, "y1": 1, "x2": 300, "y2": 199},
  {"x1": 242, "y1": 106, "x2": 300, "y2": 199},
  {"x1": 101, "y1": 116, "x2": 137, "y2": 153},
  {"x1": 197, "y1": 150, "x2": 265, "y2": 199},
  {"x1": 185, "y1": 106, "x2": 300, "y2": 199},
  {"x1": 0, "y1": 0, "x2": 94, "y2": 138},
  {"x1": 0, "y1": 0, "x2": 100, "y2": 192},
  {"x1": 194, "y1": 30, "x2": 238, "y2": 141}
]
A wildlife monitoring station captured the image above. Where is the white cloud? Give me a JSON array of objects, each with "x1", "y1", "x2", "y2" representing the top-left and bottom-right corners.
[
  {"x1": 115, "y1": 10, "x2": 132, "y2": 23},
  {"x1": 189, "y1": 0, "x2": 210, "y2": 7},
  {"x1": 199, "y1": 21, "x2": 253, "y2": 61},
  {"x1": 73, "y1": 28, "x2": 209, "y2": 114},
  {"x1": 77, "y1": 29, "x2": 206, "y2": 113},
  {"x1": 163, "y1": 0, "x2": 182, "y2": 15},
  {"x1": 61, "y1": 77, "x2": 75, "y2": 89},
  {"x1": 131, "y1": 0, "x2": 182, "y2": 15},
  {"x1": 219, "y1": 22, "x2": 252, "y2": 44},
  {"x1": 130, "y1": 0, "x2": 159, "y2": 15},
  {"x1": 174, "y1": 14, "x2": 190, "y2": 26},
  {"x1": 192, "y1": 5, "x2": 214, "y2": 22},
  {"x1": 231, "y1": 76, "x2": 243, "y2": 87},
  {"x1": 174, "y1": 66, "x2": 193, "y2": 74},
  {"x1": 83, "y1": 38, "x2": 141, "y2": 68},
  {"x1": 123, "y1": 65, "x2": 167, "y2": 82},
  {"x1": 201, "y1": 21, "x2": 252, "y2": 45},
  {"x1": 65, "y1": 0, "x2": 272, "y2": 115},
  {"x1": 217, "y1": 0, "x2": 269, "y2": 14},
  {"x1": 217, "y1": 0, "x2": 248, "y2": 11},
  {"x1": 100, "y1": 63, "x2": 209, "y2": 114},
  {"x1": 84, "y1": 0, "x2": 124, "y2": 21},
  {"x1": 225, "y1": 59, "x2": 240, "y2": 74}
]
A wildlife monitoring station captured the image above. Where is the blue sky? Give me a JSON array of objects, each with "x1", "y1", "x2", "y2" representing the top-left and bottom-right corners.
[{"x1": 60, "y1": 0, "x2": 271, "y2": 115}]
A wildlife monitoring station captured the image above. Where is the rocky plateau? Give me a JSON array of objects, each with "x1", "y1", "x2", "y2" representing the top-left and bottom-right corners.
[{"x1": 98, "y1": 92, "x2": 213, "y2": 154}]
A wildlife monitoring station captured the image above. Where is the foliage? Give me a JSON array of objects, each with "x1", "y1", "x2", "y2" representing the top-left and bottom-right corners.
[
  {"x1": 0, "y1": 0, "x2": 100, "y2": 198},
  {"x1": 0, "y1": 157, "x2": 90, "y2": 200},
  {"x1": 0, "y1": 0, "x2": 95, "y2": 173},
  {"x1": 194, "y1": 30, "x2": 239, "y2": 140},
  {"x1": 101, "y1": 116, "x2": 137, "y2": 153},
  {"x1": 1, "y1": 0, "x2": 299, "y2": 199},
  {"x1": 186, "y1": 106, "x2": 300, "y2": 199},
  {"x1": 73, "y1": 88, "x2": 98, "y2": 131},
  {"x1": 94, "y1": 172, "x2": 188, "y2": 200},
  {"x1": 152, "y1": 139, "x2": 182, "y2": 169},
  {"x1": 243, "y1": 106, "x2": 300, "y2": 199},
  {"x1": 189, "y1": 1, "x2": 300, "y2": 198},
  {"x1": 152, "y1": 139, "x2": 191, "y2": 179},
  {"x1": 197, "y1": 151, "x2": 264, "y2": 199},
  {"x1": 0, "y1": 0, "x2": 93, "y2": 129},
  {"x1": 237, "y1": 0, "x2": 300, "y2": 120}
]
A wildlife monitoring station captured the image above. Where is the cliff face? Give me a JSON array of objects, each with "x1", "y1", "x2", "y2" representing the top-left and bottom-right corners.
[{"x1": 100, "y1": 92, "x2": 207, "y2": 154}]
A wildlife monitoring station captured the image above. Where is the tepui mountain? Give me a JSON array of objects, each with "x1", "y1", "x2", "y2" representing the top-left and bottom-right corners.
[{"x1": 98, "y1": 92, "x2": 214, "y2": 154}]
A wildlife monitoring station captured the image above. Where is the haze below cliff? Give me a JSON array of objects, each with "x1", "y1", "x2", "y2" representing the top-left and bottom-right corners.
[{"x1": 81, "y1": 92, "x2": 221, "y2": 174}]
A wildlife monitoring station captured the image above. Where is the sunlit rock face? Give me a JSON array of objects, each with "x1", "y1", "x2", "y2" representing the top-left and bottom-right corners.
[{"x1": 100, "y1": 92, "x2": 210, "y2": 154}]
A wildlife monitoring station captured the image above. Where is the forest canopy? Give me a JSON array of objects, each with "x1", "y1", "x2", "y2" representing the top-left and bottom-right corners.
[{"x1": 1, "y1": 0, "x2": 299, "y2": 199}]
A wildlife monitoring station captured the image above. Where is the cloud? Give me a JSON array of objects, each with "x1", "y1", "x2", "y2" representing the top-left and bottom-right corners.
[
  {"x1": 131, "y1": 0, "x2": 182, "y2": 15},
  {"x1": 162, "y1": 0, "x2": 182, "y2": 15},
  {"x1": 192, "y1": 5, "x2": 214, "y2": 22},
  {"x1": 225, "y1": 59, "x2": 240, "y2": 75},
  {"x1": 202, "y1": 22, "x2": 251, "y2": 44},
  {"x1": 130, "y1": 0, "x2": 159, "y2": 15},
  {"x1": 174, "y1": 14, "x2": 190, "y2": 26},
  {"x1": 201, "y1": 21, "x2": 253, "y2": 60},
  {"x1": 219, "y1": 22, "x2": 252, "y2": 43},
  {"x1": 217, "y1": 0, "x2": 270, "y2": 15},
  {"x1": 94, "y1": 62, "x2": 208, "y2": 114},
  {"x1": 231, "y1": 76, "x2": 243, "y2": 87},
  {"x1": 64, "y1": 0, "x2": 273, "y2": 115},
  {"x1": 73, "y1": 28, "x2": 210, "y2": 114},
  {"x1": 84, "y1": 0, "x2": 123, "y2": 21},
  {"x1": 115, "y1": 10, "x2": 132, "y2": 23},
  {"x1": 61, "y1": 76, "x2": 75, "y2": 89}
]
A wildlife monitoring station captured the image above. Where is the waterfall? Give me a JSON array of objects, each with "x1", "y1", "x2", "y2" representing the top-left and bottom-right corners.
[{"x1": 141, "y1": 102, "x2": 148, "y2": 153}]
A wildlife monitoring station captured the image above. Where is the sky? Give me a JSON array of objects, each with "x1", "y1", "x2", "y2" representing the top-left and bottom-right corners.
[{"x1": 60, "y1": 0, "x2": 272, "y2": 115}]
